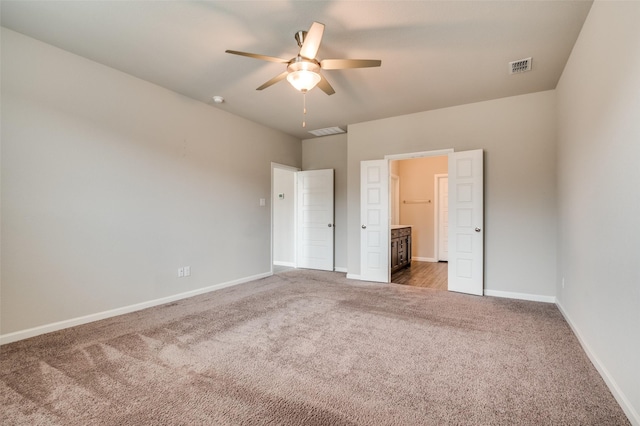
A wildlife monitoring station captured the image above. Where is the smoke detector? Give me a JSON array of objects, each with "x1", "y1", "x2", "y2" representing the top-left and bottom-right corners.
[{"x1": 509, "y1": 57, "x2": 532, "y2": 74}]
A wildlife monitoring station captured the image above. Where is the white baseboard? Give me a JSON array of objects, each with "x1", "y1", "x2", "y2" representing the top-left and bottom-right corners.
[
  {"x1": 346, "y1": 273, "x2": 361, "y2": 280},
  {"x1": 334, "y1": 266, "x2": 348, "y2": 273},
  {"x1": 273, "y1": 261, "x2": 296, "y2": 267},
  {"x1": 556, "y1": 301, "x2": 639, "y2": 426},
  {"x1": 0, "y1": 271, "x2": 272, "y2": 346},
  {"x1": 412, "y1": 257, "x2": 437, "y2": 262},
  {"x1": 484, "y1": 289, "x2": 556, "y2": 304}
]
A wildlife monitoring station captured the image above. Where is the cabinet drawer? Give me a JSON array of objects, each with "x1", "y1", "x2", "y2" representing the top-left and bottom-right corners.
[
  {"x1": 392, "y1": 227, "x2": 411, "y2": 237},
  {"x1": 391, "y1": 227, "x2": 411, "y2": 238}
]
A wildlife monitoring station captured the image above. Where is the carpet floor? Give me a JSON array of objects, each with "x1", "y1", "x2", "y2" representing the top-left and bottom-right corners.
[{"x1": 0, "y1": 270, "x2": 630, "y2": 425}]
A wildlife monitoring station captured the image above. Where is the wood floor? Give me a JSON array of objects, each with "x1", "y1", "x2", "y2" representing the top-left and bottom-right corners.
[{"x1": 391, "y1": 260, "x2": 448, "y2": 290}]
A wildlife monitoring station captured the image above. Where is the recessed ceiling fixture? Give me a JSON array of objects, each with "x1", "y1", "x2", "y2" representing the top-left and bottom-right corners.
[
  {"x1": 308, "y1": 126, "x2": 346, "y2": 137},
  {"x1": 509, "y1": 57, "x2": 532, "y2": 74},
  {"x1": 212, "y1": 96, "x2": 225, "y2": 104},
  {"x1": 225, "y1": 22, "x2": 381, "y2": 127}
]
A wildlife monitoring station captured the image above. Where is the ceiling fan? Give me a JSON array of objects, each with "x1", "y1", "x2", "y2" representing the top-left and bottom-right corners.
[{"x1": 225, "y1": 22, "x2": 381, "y2": 95}]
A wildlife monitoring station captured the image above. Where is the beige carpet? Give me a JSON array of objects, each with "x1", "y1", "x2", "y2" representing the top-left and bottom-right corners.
[{"x1": 0, "y1": 270, "x2": 630, "y2": 425}]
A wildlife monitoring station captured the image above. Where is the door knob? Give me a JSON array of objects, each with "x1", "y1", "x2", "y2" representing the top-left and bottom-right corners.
[
  {"x1": 475, "y1": 227, "x2": 481, "y2": 232},
  {"x1": 328, "y1": 224, "x2": 333, "y2": 228},
  {"x1": 362, "y1": 225, "x2": 367, "y2": 229}
]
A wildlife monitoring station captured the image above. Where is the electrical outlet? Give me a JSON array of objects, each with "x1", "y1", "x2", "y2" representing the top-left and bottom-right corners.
[
  {"x1": 178, "y1": 267, "x2": 184, "y2": 278},
  {"x1": 184, "y1": 266, "x2": 191, "y2": 277}
]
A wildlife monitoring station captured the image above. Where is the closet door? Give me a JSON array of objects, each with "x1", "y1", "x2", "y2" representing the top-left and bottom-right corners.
[{"x1": 296, "y1": 169, "x2": 334, "y2": 271}]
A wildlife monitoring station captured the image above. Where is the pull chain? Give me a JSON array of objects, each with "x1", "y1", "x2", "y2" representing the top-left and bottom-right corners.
[{"x1": 302, "y1": 90, "x2": 307, "y2": 128}]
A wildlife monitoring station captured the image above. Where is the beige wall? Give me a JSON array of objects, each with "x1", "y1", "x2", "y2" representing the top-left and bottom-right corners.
[
  {"x1": 1, "y1": 28, "x2": 301, "y2": 335},
  {"x1": 556, "y1": 1, "x2": 640, "y2": 420},
  {"x1": 396, "y1": 156, "x2": 448, "y2": 260},
  {"x1": 347, "y1": 90, "x2": 558, "y2": 297},
  {"x1": 302, "y1": 134, "x2": 348, "y2": 271}
]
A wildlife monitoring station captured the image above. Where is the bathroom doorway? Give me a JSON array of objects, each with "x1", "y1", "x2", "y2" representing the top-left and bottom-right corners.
[{"x1": 390, "y1": 156, "x2": 449, "y2": 290}]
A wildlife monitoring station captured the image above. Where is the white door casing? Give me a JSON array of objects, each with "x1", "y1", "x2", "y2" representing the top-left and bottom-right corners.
[
  {"x1": 296, "y1": 169, "x2": 334, "y2": 271},
  {"x1": 360, "y1": 160, "x2": 390, "y2": 283},
  {"x1": 447, "y1": 150, "x2": 484, "y2": 295}
]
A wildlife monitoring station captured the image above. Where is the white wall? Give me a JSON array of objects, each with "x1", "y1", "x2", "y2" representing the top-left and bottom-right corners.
[
  {"x1": 347, "y1": 91, "x2": 558, "y2": 298},
  {"x1": 1, "y1": 28, "x2": 301, "y2": 336},
  {"x1": 302, "y1": 133, "x2": 347, "y2": 272},
  {"x1": 272, "y1": 167, "x2": 296, "y2": 266},
  {"x1": 556, "y1": 1, "x2": 640, "y2": 422}
]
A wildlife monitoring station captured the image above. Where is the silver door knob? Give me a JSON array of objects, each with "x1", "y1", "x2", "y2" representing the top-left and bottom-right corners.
[
  {"x1": 362, "y1": 225, "x2": 367, "y2": 229},
  {"x1": 328, "y1": 224, "x2": 333, "y2": 227},
  {"x1": 475, "y1": 227, "x2": 481, "y2": 232}
]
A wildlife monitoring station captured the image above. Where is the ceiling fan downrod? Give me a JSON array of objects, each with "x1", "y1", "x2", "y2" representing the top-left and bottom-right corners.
[{"x1": 294, "y1": 31, "x2": 307, "y2": 48}]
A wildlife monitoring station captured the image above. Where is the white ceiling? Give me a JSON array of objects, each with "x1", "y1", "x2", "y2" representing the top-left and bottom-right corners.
[{"x1": 1, "y1": 1, "x2": 593, "y2": 140}]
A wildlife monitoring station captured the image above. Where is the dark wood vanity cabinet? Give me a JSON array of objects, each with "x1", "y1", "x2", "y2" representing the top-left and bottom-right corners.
[{"x1": 391, "y1": 227, "x2": 412, "y2": 273}]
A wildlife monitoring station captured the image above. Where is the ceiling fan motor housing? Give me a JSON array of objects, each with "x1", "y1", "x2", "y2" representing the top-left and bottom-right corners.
[{"x1": 287, "y1": 56, "x2": 320, "y2": 73}]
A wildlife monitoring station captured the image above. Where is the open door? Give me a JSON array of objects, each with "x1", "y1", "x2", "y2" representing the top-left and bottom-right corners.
[
  {"x1": 296, "y1": 169, "x2": 334, "y2": 271},
  {"x1": 360, "y1": 160, "x2": 390, "y2": 282},
  {"x1": 448, "y1": 150, "x2": 484, "y2": 295}
]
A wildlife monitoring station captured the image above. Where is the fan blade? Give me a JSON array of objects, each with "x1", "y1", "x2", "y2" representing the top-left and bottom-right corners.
[
  {"x1": 256, "y1": 71, "x2": 289, "y2": 90},
  {"x1": 321, "y1": 59, "x2": 382, "y2": 70},
  {"x1": 225, "y1": 50, "x2": 289, "y2": 63},
  {"x1": 299, "y1": 22, "x2": 325, "y2": 59},
  {"x1": 317, "y1": 75, "x2": 335, "y2": 96}
]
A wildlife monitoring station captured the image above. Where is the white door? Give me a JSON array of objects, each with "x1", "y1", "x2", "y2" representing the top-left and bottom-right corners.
[
  {"x1": 360, "y1": 160, "x2": 389, "y2": 282},
  {"x1": 447, "y1": 150, "x2": 483, "y2": 295},
  {"x1": 296, "y1": 169, "x2": 334, "y2": 271},
  {"x1": 437, "y1": 175, "x2": 449, "y2": 261}
]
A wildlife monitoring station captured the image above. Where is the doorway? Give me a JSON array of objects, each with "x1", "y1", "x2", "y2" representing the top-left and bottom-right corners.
[
  {"x1": 271, "y1": 163, "x2": 335, "y2": 274},
  {"x1": 389, "y1": 156, "x2": 448, "y2": 290},
  {"x1": 272, "y1": 164, "x2": 298, "y2": 273},
  {"x1": 360, "y1": 149, "x2": 484, "y2": 295}
]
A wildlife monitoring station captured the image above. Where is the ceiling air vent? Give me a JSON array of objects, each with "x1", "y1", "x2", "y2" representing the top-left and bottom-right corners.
[
  {"x1": 308, "y1": 126, "x2": 346, "y2": 137},
  {"x1": 509, "y1": 57, "x2": 532, "y2": 74}
]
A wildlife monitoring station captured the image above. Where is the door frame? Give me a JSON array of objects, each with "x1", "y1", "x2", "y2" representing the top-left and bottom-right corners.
[
  {"x1": 434, "y1": 173, "x2": 448, "y2": 262},
  {"x1": 271, "y1": 162, "x2": 300, "y2": 275}
]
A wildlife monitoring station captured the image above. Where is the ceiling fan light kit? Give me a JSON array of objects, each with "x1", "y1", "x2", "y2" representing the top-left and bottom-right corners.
[{"x1": 286, "y1": 58, "x2": 321, "y2": 92}]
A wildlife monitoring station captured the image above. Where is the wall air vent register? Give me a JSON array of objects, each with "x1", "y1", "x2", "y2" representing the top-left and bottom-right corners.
[{"x1": 509, "y1": 57, "x2": 532, "y2": 74}]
